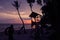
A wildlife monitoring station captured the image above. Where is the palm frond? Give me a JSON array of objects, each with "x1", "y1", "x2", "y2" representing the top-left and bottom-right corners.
[
  {"x1": 12, "y1": 3, "x2": 16, "y2": 7},
  {"x1": 12, "y1": 0, "x2": 20, "y2": 10},
  {"x1": 37, "y1": 0, "x2": 42, "y2": 5},
  {"x1": 27, "y1": 0, "x2": 35, "y2": 3}
]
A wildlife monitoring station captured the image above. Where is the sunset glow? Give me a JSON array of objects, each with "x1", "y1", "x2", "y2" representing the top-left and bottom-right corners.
[{"x1": 0, "y1": 0, "x2": 43, "y2": 24}]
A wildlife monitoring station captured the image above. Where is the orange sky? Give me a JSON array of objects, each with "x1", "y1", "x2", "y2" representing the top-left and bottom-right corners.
[{"x1": 23, "y1": 20, "x2": 31, "y2": 24}]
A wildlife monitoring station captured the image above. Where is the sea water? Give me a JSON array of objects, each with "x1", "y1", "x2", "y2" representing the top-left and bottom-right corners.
[{"x1": 0, "y1": 24, "x2": 31, "y2": 32}]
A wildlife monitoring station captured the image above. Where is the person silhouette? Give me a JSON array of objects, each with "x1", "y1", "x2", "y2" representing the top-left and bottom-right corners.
[{"x1": 5, "y1": 24, "x2": 14, "y2": 40}]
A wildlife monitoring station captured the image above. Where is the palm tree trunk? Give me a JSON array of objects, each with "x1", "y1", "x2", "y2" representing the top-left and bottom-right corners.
[
  {"x1": 17, "y1": 9, "x2": 26, "y2": 33},
  {"x1": 29, "y1": 3, "x2": 33, "y2": 12},
  {"x1": 17, "y1": 9, "x2": 26, "y2": 32}
]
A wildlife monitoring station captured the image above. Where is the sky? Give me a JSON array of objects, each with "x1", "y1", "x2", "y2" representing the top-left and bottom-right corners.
[{"x1": 0, "y1": 0, "x2": 43, "y2": 24}]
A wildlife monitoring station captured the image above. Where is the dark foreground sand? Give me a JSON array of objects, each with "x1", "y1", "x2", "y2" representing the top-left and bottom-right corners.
[{"x1": 0, "y1": 29, "x2": 55, "y2": 40}]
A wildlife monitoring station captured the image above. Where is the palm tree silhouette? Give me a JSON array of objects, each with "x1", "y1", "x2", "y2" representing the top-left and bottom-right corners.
[
  {"x1": 12, "y1": 0, "x2": 26, "y2": 33},
  {"x1": 37, "y1": 0, "x2": 47, "y2": 5},
  {"x1": 37, "y1": 0, "x2": 46, "y2": 23},
  {"x1": 37, "y1": 0, "x2": 42, "y2": 5},
  {"x1": 27, "y1": 0, "x2": 35, "y2": 12}
]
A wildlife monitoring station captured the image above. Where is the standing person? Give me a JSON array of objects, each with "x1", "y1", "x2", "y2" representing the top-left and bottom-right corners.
[{"x1": 5, "y1": 24, "x2": 14, "y2": 40}]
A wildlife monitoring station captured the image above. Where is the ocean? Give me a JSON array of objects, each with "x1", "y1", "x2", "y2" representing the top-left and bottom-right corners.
[{"x1": 0, "y1": 24, "x2": 31, "y2": 32}]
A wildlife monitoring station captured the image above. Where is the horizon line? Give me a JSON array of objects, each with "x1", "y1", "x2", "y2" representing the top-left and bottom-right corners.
[{"x1": 0, "y1": 23, "x2": 31, "y2": 25}]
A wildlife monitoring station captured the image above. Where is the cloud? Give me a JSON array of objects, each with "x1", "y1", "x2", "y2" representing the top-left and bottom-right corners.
[
  {"x1": 0, "y1": 0, "x2": 43, "y2": 24},
  {"x1": 0, "y1": 10, "x2": 30, "y2": 18},
  {"x1": 0, "y1": 6, "x2": 3, "y2": 9},
  {"x1": 0, "y1": 12, "x2": 31, "y2": 24}
]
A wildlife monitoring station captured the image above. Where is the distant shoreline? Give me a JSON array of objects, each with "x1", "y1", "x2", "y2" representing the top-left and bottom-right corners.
[{"x1": 0, "y1": 23, "x2": 31, "y2": 25}]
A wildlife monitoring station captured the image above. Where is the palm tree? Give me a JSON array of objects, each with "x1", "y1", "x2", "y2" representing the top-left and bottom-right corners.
[
  {"x1": 27, "y1": 0, "x2": 35, "y2": 12},
  {"x1": 12, "y1": 0, "x2": 26, "y2": 33}
]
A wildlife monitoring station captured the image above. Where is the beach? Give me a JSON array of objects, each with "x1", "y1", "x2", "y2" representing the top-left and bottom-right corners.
[{"x1": 0, "y1": 24, "x2": 55, "y2": 40}]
